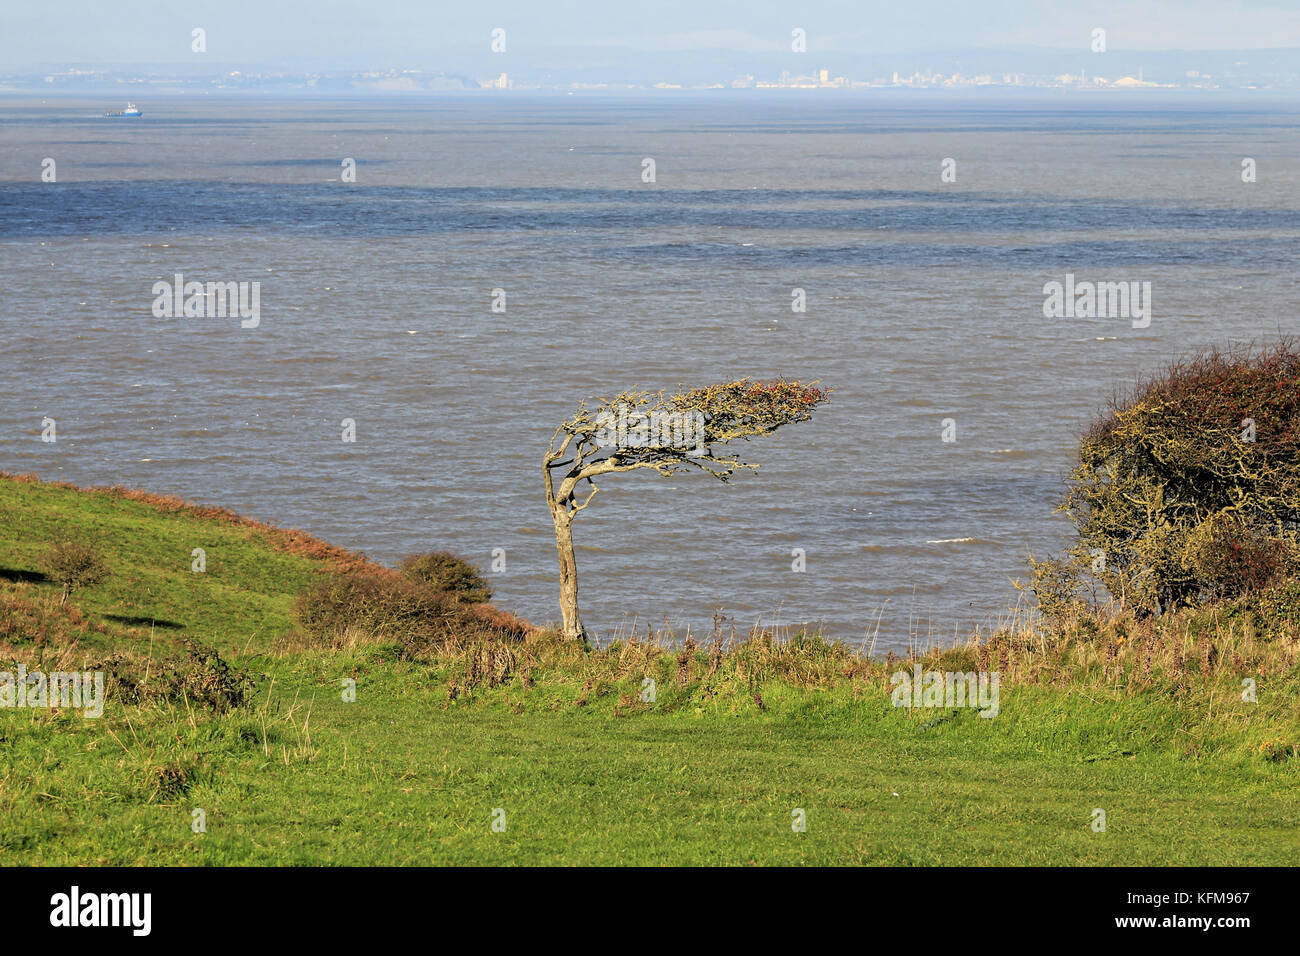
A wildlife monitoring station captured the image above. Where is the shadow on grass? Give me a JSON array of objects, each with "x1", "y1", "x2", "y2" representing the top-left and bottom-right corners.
[
  {"x1": 0, "y1": 567, "x2": 48, "y2": 583},
  {"x1": 104, "y1": 614, "x2": 185, "y2": 630}
]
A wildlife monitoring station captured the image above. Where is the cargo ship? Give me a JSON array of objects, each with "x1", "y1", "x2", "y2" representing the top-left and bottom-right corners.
[{"x1": 105, "y1": 102, "x2": 142, "y2": 117}]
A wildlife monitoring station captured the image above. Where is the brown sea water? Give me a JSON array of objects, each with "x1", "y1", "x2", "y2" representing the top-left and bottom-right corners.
[{"x1": 2, "y1": 93, "x2": 1298, "y2": 649}]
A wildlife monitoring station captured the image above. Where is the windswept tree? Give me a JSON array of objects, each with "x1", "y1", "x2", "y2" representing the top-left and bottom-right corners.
[{"x1": 543, "y1": 379, "x2": 830, "y2": 642}]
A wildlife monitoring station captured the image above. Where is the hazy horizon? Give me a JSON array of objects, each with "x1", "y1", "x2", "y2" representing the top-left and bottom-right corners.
[{"x1": 5, "y1": 0, "x2": 1300, "y2": 73}]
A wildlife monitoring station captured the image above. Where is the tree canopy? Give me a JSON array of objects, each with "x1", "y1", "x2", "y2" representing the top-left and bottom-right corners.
[{"x1": 544, "y1": 379, "x2": 829, "y2": 640}]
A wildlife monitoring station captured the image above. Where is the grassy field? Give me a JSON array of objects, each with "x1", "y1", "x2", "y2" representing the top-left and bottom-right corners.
[{"x1": 1, "y1": 473, "x2": 1298, "y2": 865}]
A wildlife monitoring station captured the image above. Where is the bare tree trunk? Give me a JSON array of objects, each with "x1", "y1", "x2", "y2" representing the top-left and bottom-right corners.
[
  {"x1": 544, "y1": 435, "x2": 592, "y2": 644},
  {"x1": 548, "y1": 505, "x2": 586, "y2": 642}
]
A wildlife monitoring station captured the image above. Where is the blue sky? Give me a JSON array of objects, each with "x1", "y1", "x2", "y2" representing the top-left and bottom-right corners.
[{"x1": 3, "y1": 0, "x2": 1298, "y2": 69}]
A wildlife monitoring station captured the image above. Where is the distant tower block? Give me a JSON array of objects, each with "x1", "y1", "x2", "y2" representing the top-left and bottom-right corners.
[{"x1": 819, "y1": 68, "x2": 829, "y2": 85}]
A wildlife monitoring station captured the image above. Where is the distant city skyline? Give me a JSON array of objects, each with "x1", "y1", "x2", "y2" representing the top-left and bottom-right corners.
[{"x1": 8, "y1": 48, "x2": 1300, "y2": 95}]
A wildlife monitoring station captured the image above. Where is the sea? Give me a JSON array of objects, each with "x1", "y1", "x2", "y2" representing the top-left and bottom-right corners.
[{"x1": 2, "y1": 92, "x2": 1298, "y2": 651}]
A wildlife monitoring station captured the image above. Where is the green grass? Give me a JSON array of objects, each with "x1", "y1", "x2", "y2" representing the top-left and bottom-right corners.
[
  {"x1": 0, "y1": 476, "x2": 323, "y2": 653},
  {"x1": 1, "y1": 474, "x2": 1298, "y2": 865}
]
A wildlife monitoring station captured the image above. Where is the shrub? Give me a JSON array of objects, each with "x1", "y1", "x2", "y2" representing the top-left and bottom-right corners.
[
  {"x1": 0, "y1": 582, "x2": 104, "y2": 646},
  {"x1": 1188, "y1": 516, "x2": 1294, "y2": 601},
  {"x1": 169, "y1": 639, "x2": 255, "y2": 712},
  {"x1": 95, "y1": 640, "x2": 253, "y2": 713},
  {"x1": 1059, "y1": 341, "x2": 1300, "y2": 612},
  {"x1": 293, "y1": 563, "x2": 532, "y2": 654},
  {"x1": 463, "y1": 602, "x2": 531, "y2": 640},
  {"x1": 41, "y1": 542, "x2": 110, "y2": 605},
  {"x1": 1237, "y1": 579, "x2": 1300, "y2": 635},
  {"x1": 1017, "y1": 554, "x2": 1091, "y2": 628},
  {"x1": 294, "y1": 569, "x2": 456, "y2": 645},
  {"x1": 398, "y1": 551, "x2": 491, "y2": 604}
]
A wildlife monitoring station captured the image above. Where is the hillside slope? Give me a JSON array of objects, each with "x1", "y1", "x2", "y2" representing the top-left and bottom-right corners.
[{"x1": 1, "y1": 473, "x2": 1297, "y2": 865}]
